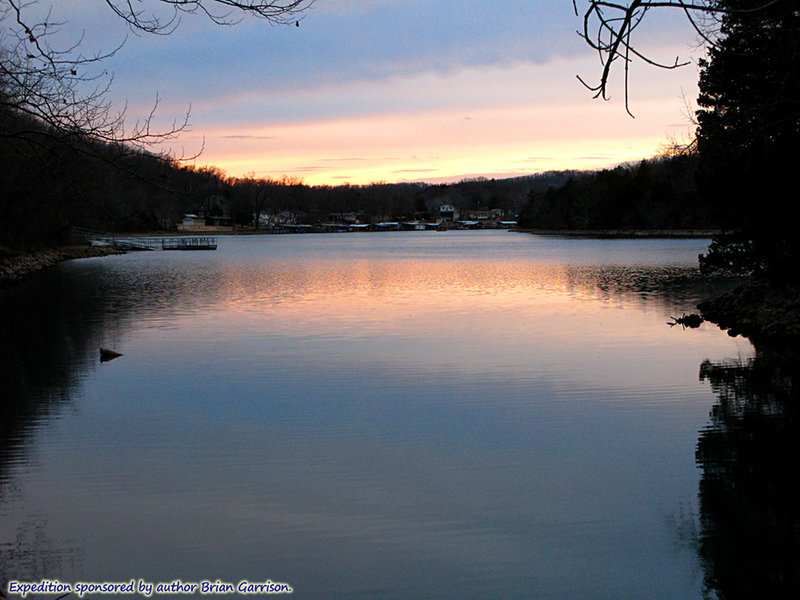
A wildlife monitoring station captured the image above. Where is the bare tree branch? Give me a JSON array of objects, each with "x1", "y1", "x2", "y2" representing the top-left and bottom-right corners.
[
  {"x1": 102, "y1": 0, "x2": 314, "y2": 35},
  {"x1": 573, "y1": 0, "x2": 781, "y2": 115},
  {"x1": 0, "y1": 0, "x2": 313, "y2": 158}
]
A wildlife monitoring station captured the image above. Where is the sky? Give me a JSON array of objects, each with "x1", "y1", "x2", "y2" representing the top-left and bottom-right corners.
[{"x1": 44, "y1": 1, "x2": 704, "y2": 185}]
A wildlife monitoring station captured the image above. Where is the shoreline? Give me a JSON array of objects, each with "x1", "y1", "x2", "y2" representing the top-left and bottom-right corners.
[
  {"x1": 5, "y1": 236, "x2": 796, "y2": 346},
  {"x1": 0, "y1": 245, "x2": 125, "y2": 288},
  {"x1": 698, "y1": 279, "x2": 800, "y2": 345},
  {"x1": 518, "y1": 228, "x2": 720, "y2": 238},
  {"x1": 67, "y1": 227, "x2": 722, "y2": 239},
  {"x1": 123, "y1": 227, "x2": 722, "y2": 238}
]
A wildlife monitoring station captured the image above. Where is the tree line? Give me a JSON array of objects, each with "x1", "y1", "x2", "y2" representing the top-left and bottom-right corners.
[
  {"x1": 0, "y1": 103, "x2": 583, "y2": 249},
  {"x1": 518, "y1": 153, "x2": 708, "y2": 230},
  {"x1": 0, "y1": 88, "x2": 734, "y2": 250}
]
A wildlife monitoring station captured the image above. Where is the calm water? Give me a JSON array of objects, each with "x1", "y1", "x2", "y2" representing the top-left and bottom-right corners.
[{"x1": 2, "y1": 231, "x2": 792, "y2": 599}]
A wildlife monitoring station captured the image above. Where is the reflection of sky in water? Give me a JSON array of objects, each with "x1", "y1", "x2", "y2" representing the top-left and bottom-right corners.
[{"x1": 1, "y1": 232, "x2": 750, "y2": 599}]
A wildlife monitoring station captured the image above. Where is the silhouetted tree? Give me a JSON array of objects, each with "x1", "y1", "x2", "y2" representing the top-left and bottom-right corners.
[
  {"x1": 577, "y1": 1, "x2": 800, "y2": 280},
  {"x1": 695, "y1": 0, "x2": 800, "y2": 280}
]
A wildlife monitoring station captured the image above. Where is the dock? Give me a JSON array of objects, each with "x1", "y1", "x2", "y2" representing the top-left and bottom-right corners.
[
  {"x1": 73, "y1": 228, "x2": 217, "y2": 251},
  {"x1": 161, "y1": 237, "x2": 217, "y2": 250}
]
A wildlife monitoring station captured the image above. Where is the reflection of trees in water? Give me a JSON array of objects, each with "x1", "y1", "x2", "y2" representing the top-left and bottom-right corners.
[
  {"x1": 565, "y1": 265, "x2": 742, "y2": 313},
  {"x1": 0, "y1": 269, "x2": 111, "y2": 582},
  {"x1": 697, "y1": 348, "x2": 800, "y2": 599},
  {"x1": 1, "y1": 270, "x2": 105, "y2": 487},
  {"x1": 0, "y1": 259, "x2": 226, "y2": 584}
]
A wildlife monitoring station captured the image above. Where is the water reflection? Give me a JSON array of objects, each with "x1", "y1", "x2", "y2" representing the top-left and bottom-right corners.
[
  {"x1": 0, "y1": 269, "x2": 105, "y2": 582},
  {"x1": 697, "y1": 347, "x2": 800, "y2": 598},
  {"x1": 1, "y1": 268, "x2": 109, "y2": 486},
  {"x1": 34, "y1": 234, "x2": 738, "y2": 324},
  {"x1": 0, "y1": 234, "x2": 749, "y2": 599},
  {"x1": 216, "y1": 260, "x2": 727, "y2": 314},
  {"x1": 0, "y1": 236, "x2": 732, "y2": 434}
]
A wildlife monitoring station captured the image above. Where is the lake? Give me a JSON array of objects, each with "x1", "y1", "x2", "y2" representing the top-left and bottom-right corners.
[{"x1": 2, "y1": 231, "x2": 793, "y2": 599}]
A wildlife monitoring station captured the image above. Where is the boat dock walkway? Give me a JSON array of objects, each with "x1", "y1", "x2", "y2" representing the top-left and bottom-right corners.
[{"x1": 72, "y1": 227, "x2": 217, "y2": 251}]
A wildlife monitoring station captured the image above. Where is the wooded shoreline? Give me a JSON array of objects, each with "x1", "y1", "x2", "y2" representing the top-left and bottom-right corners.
[{"x1": 519, "y1": 229, "x2": 720, "y2": 238}]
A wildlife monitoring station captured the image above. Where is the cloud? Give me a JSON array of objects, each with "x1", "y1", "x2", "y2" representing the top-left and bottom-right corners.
[
  {"x1": 46, "y1": 0, "x2": 701, "y2": 140},
  {"x1": 44, "y1": 0, "x2": 702, "y2": 186},
  {"x1": 219, "y1": 135, "x2": 275, "y2": 140},
  {"x1": 290, "y1": 166, "x2": 326, "y2": 172},
  {"x1": 318, "y1": 157, "x2": 369, "y2": 163},
  {"x1": 100, "y1": 0, "x2": 584, "y2": 107}
]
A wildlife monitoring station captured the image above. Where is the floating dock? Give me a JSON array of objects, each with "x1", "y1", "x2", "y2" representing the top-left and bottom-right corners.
[
  {"x1": 161, "y1": 237, "x2": 217, "y2": 250},
  {"x1": 77, "y1": 228, "x2": 218, "y2": 251}
]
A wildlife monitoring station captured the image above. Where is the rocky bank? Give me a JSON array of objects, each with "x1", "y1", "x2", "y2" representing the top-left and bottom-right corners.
[
  {"x1": 0, "y1": 245, "x2": 124, "y2": 287},
  {"x1": 699, "y1": 279, "x2": 800, "y2": 345}
]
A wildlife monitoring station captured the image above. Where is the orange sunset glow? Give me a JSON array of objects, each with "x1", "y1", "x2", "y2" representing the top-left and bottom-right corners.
[{"x1": 138, "y1": 24, "x2": 703, "y2": 185}]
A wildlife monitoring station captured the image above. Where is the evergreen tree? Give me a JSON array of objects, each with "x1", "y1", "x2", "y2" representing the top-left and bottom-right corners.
[{"x1": 696, "y1": 0, "x2": 800, "y2": 279}]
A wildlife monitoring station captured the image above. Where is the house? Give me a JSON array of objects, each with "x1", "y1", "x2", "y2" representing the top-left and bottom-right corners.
[
  {"x1": 439, "y1": 204, "x2": 459, "y2": 221},
  {"x1": 179, "y1": 214, "x2": 201, "y2": 230}
]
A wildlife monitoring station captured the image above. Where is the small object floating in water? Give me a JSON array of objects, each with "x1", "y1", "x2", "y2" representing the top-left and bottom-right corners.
[
  {"x1": 667, "y1": 313, "x2": 704, "y2": 329},
  {"x1": 99, "y1": 347, "x2": 123, "y2": 362}
]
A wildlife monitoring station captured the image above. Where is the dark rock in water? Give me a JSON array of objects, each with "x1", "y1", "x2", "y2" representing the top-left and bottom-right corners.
[
  {"x1": 668, "y1": 313, "x2": 704, "y2": 329},
  {"x1": 99, "y1": 347, "x2": 123, "y2": 362}
]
